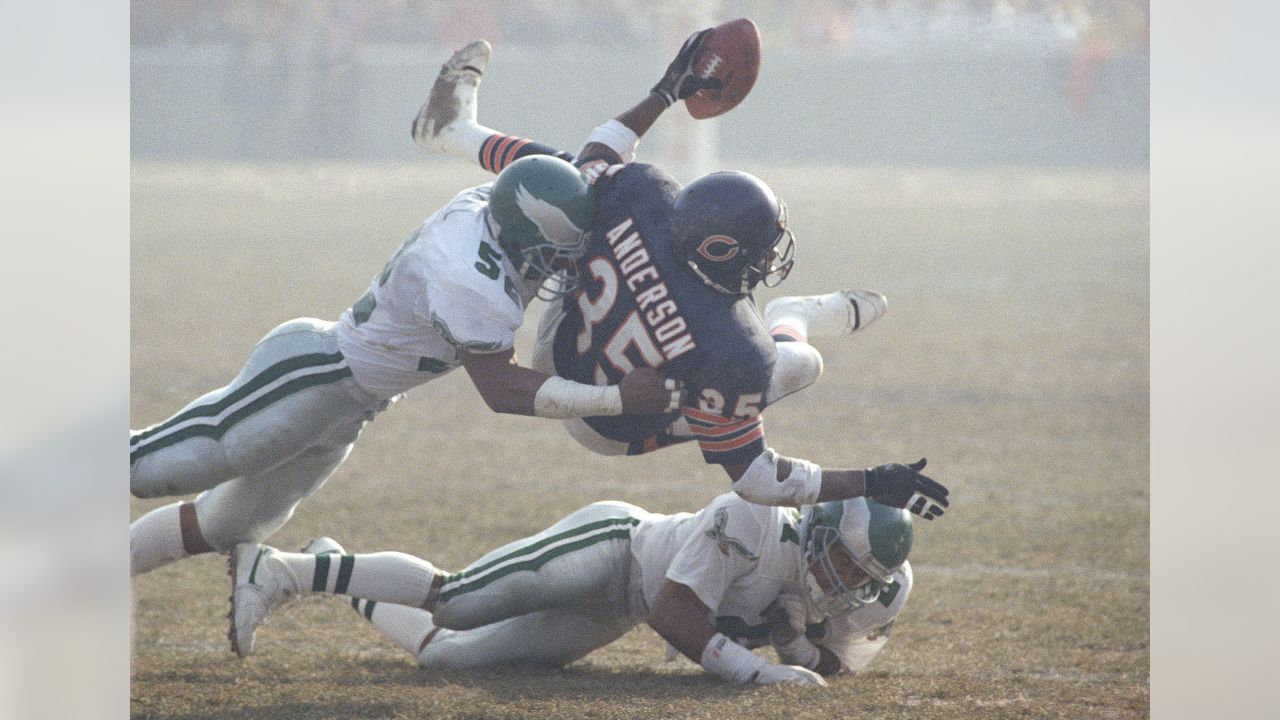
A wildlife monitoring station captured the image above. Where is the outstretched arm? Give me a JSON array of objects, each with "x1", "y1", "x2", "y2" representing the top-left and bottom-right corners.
[
  {"x1": 577, "y1": 28, "x2": 720, "y2": 165},
  {"x1": 460, "y1": 348, "x2": 678, "y2": 417},
  {"x1": 721, "y1": 452, "x2": 950, "y2": 520},
  {"x1": 414, "y1": 30, "x2": 719, "y2": 173}
]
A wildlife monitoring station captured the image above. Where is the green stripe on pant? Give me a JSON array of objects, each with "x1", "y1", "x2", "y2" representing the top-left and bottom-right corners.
[
  {"x1": 439, "y1": 524, "x2": 633, "y2": 603},
  {"x1": 131, "y1": 352, "x2": 347, "y2": 447},
  {"x1": 129, "y1": 366, "x2": 353, "y2": 463}
]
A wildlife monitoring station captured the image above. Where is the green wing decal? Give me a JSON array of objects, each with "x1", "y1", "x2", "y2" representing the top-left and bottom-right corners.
[{"x1": 704, "y1": 508, "x2": 759, "y2": 561}]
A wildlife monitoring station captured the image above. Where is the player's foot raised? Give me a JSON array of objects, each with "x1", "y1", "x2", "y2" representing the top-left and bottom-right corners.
[
  {"x1": 764, "y1": 288, "x2": 889, "y2": 339},
  {"x1": 229, "y1": 542, "x2": 300, "y2": 658},
  {"x1": 412, "y1": 39, "x2": 491, "y2": 156}
]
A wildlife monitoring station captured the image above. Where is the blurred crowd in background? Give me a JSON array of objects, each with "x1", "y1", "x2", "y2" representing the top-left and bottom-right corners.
[
  {"x1": 131, "y1": 1, "x2": 1148, "y2": 165},
  {"x1": 132, "y1": 0, "x2": 1148, "y2": 55}
]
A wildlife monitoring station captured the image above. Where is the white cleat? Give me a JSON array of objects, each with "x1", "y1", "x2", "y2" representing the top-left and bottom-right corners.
[
  {"x1": 412, "y1": 39, "x2": 491, "y2": 156},
  {"x1": 228, "y1": 542, "x2": 301, "y2": 658},
  {"x1": 301, "y1": 537, "x2": 346, "y2": 555},
  {"x1": 764, "y1": 288, "x2": 889, "y2": 339}
]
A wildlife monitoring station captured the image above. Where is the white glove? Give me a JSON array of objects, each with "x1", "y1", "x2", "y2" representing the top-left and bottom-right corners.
[{"x1": 753, "y1": 663, "x2": 828, "y2": 687}]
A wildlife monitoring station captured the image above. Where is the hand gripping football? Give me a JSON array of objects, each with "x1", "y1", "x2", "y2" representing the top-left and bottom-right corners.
[{"x1": 685, "y1": 18, "x2": 762, "y2": 119}]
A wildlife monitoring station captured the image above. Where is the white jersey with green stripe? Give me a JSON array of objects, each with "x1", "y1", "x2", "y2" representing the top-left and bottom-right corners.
[
  {"x1": 631, "y1": 493, "x2": 806, "y2": 634},
  {"x1": 334, "y1": 184, "x2": 539, "y2": 399}
]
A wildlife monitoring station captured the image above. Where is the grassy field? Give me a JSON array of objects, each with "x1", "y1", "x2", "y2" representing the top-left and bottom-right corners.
[{"x1": 130, "y1": 161, "x2": 1149, "y2": 719}]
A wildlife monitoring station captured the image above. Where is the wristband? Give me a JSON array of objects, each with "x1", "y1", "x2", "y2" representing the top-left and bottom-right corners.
[
  {"x1": 533, "y1": 376, "x2": 624, "y2": 418},
  {"x1": 584, "y1": 119, "x2": 641, "y2": 163},
  {"x1": 699, "y1": 633, "x2": 768, "y2": 684}
]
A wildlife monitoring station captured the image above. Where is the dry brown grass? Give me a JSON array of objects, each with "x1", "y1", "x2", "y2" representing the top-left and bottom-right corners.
[{"x1": 131, "y1": 161, "x2": 1148, "y2": 719}]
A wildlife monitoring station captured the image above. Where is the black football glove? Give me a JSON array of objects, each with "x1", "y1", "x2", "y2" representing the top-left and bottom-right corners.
[
  {"x1": 864, "y1": 458, "x2": 949, "y2": 520},
  {"x1": 651, "y1": 28, "x2": 723, "y2": 107}
]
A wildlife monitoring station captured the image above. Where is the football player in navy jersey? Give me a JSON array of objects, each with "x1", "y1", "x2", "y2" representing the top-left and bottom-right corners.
[{"x1": 410, "y1": 35, "x2": 949, "y2": 520}]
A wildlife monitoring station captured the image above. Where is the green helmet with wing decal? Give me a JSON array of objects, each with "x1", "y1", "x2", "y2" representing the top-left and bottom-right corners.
[
  {"x1": 801, "y1": 497, "x2": 913, "y2": 617},
  {"x1": 487, "y1": 155, "x2": 594, "y2": 299}
]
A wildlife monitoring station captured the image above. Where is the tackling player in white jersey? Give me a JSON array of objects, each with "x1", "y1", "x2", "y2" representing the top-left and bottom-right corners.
[
  {"x1": 229, "y1": 492, "x2": 915, "y2": 685},
  {"x1": 129, "y1": 155, "x2": 681, "y2": 578}
]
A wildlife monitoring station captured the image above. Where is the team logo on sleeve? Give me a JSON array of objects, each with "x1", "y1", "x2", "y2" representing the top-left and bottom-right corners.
[
  {"x1": 696, "y1": 235, "x2": 739, "y2": 262},
  {"x1": 705, "y1": 508, "x2": 758, "y2": 560}
]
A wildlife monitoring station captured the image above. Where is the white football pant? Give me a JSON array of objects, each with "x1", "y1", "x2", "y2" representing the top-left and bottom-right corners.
[
  {"x1": 130, "y1": 318, "x2": 387, "y2": 551},
  {"x1": 394, "y1": 501, "x2": 651, "y2": 668}
]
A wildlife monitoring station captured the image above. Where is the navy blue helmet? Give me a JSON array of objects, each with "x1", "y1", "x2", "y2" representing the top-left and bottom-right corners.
[{"x1": 670, "y1": 171, "x2": 795, "y2": 295}]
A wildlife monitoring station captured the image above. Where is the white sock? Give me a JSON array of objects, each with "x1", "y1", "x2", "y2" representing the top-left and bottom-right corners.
[
  {"x1": 447, "y1": 122, "x2": 497, "y2": 161},
  {"x1": 350, "y1": 598, "x2": 439, "y2": 659},
  {"x1": 278, "y1": 551, "x2": 438, "y2": 607},
  {"x1": 130, "y1": 502, "x2": 187, "y2": 575}
]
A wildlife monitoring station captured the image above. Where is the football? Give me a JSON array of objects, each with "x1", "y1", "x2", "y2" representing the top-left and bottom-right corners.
[{"x1": 685, "y1": 18, "x2": 762, "y2": 119}]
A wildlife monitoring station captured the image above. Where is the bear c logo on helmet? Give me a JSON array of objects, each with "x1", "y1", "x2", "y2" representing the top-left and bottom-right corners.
[{"x1": 696, "y1": 235, "x2": 739, "y2": 262}]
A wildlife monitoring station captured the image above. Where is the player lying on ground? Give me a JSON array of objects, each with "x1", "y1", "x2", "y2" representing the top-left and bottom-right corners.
[
  {"x1": 411, "y1": 35, "x2": 950, "y2": 514},
  {"x1": 128, "y1": 147, "x2": 682, "y2": 579},
  {"x1": 231, "y1": 492, "x2": 915, "y2": 687}
]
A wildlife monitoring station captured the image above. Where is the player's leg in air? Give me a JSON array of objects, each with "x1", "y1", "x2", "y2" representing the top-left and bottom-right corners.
[
  {"x1": 412, "y1": 40, "x2": 575, "y2": 172},
  {"x1": 129, "y1": 318, "x2": 387, "y2": 576},
  {"x1": 228, "y1": 501, "x2": 648, "y2": 657},
  {"x1": 413, "y1": 41, "x2": 889, "y2": 449},
  {"x1": 761, "y1": 288, "x2": 889, "y2": 404}
]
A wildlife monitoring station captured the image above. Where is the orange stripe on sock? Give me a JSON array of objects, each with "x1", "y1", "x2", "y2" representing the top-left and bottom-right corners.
[
  {"x1": 481, "y1": 135, "x2": 506, "y2": 172},
  {"x1": 491, "y1": 136, "x2": 519, "y2": 171},
  {"x1": 770, "y1": 325, "x2": 807, "y2": 343},
  {"x1": 501, "y1": 138, "x2": 531, "y2": 168}
]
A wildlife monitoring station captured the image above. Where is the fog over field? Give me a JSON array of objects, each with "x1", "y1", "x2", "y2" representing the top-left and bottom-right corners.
[{"x1": 128, "y1": 2, "x2": 1148, "y2": 718}]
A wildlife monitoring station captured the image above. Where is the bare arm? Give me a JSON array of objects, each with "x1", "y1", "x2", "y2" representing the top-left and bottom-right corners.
[
  {"x1": 720, "y1": 457, "x2": 868, "y2": 503},
  {"x1": 647, "y1": 579, "x2": 718, "y2": 663},
  {"x1": 460, "y1": 348, "x2": 679, "y2": 417},
  {"x1": 459, "y1": 348, "x2": 547, "y2": 415},
  {"x1": 576, "y1": 29, "x2": 717, "y2": 166},
  {"x1": 650, "y1": 579, "x2": 827, "y2": 686},
  {"x1": 721, "y1": 451, "x2": 948, "y2": 517}
]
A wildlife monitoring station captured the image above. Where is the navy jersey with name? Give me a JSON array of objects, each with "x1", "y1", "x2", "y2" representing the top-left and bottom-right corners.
[{"x1": 551, "y1": 162, "x2": 777, "y2": 466}]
